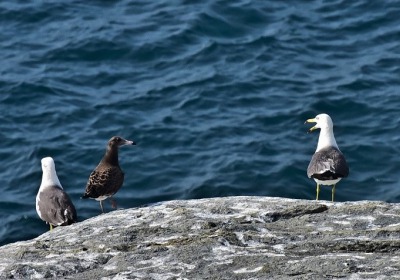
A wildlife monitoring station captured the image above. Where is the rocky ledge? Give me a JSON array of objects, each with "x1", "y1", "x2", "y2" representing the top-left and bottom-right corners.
[{"x1": 1, "y1": 196, "x2": 400, "y2": 279}]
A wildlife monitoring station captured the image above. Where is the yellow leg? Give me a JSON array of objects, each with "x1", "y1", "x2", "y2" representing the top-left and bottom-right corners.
[
  {"x1": 50, "y1": 224, "x2": 53, "y2": 231},
  {"x1": 332, "y1": 184, "x2": 336, "y2": 202},
  {"x1": 316, "y1": 184, "x2": 320, "y2": 201}
]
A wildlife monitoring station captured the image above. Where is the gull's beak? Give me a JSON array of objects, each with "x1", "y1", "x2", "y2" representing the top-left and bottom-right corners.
[
  {"x1": 305, "y1": 118, "x2": 318, "y2": 132},
  {"x1": 122, "y1": 139, "x2": 136, "y2": 146}
]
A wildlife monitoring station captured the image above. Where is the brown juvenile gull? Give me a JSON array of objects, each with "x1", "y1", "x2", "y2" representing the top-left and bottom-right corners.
[
  {"x1": 305, "y1": 113, "x2": 349, "y2": 202},
  {"x1": 36, "y1": 157, "x2": 77, "y2": 230},
  {"x1": 81, "y1": 136, "x2": 136, "y2": 213}
]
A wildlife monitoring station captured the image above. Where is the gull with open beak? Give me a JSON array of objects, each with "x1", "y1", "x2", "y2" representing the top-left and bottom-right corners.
[{"x1": 305, "y1": 113, "x2": 349, "y2": 201}]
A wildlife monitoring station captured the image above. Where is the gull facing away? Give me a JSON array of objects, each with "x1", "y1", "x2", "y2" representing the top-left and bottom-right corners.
[
  {"x1": 81, "y1": 136, "x2": 136, "y2": 213},
  {"x1": 36, "y1": 157, "x2": 77, "y2": 230},
  {"x1": 305, "y1": 114, "x2": 349, "y2": 202}
]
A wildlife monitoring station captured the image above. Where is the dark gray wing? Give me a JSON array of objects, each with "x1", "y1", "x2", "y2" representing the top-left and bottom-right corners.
[
  {"x1": 38, "y1": 186, "x2": 77, "y2": 226},
  {"x1": 307, "y1": 147, "x2": 349, "y2": 179}
]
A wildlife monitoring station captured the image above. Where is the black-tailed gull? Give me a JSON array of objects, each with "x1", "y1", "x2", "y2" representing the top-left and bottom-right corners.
[
  {"x1": 306, "y1": 114, "x2": 349, "y2": 201},
  {"x1": 36, "y1": 157, "x2": 77, "y2": 230}
]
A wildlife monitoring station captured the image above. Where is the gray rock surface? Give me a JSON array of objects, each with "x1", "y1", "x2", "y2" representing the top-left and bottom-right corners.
[{"x1": 1, "y1": 196, "x2": 400, "y2": 279}]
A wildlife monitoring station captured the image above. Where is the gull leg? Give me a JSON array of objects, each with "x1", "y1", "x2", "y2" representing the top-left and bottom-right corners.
[
  {"x1": 50, "y1": 224, "x2": 53, "y2": 231},
  {"x1": 99, "y1": 200, "x2": 105, "y2": 213},
  {"x1": 316, "y1": 184, "x2": 320, "y2": 201},
  {"x1": 332, "y1": 184, "x2": 336, "y2": 202},
  {"x1": 110, "y1": 197, "x2": 117, "y2": 209}
]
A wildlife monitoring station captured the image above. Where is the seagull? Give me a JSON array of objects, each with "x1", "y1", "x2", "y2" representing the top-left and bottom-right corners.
[
  {"x1": 36, "y1": 157, "x2": 77, "y2": 230},
  {"x1": 81, "y1": 136, "x2": 136, "y2": 213},
  {"x1": 305, "y1": 113, "x2": 349, "y2": 202}
]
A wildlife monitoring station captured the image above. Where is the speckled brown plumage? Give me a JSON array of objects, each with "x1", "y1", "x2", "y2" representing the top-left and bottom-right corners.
[
  {"x1": 81, "y1": 136, "x2": 135, "y2": 212},
  {"x1": 84, "y1": 167, "x2": 125, "y2": 199}
]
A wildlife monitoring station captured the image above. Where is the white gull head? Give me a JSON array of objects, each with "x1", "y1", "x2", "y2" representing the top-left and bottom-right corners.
[
  {"x1": 40, "y1": 157, "x2": 63, "y2": 190},
  {"x1": 306, "y1": 113, "x2": 339, "y2": 152}
]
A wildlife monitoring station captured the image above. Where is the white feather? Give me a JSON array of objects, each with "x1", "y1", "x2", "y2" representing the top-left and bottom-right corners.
[
  {"x1": 313, "y1": 114, "x2": 339, "y2": 152},
  {"x1": 39, "y1": 157, "x2": 63, "y2": 190}
]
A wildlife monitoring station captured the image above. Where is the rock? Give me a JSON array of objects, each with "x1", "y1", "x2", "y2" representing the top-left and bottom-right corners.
[{"x1": 1, "y1": 196, "x2": 400, "y2": 279}]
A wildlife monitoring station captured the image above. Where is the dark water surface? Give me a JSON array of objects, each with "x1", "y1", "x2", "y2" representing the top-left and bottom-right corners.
[{"x1": 1, "y1": 0, "x2": 400, "y2": 245}]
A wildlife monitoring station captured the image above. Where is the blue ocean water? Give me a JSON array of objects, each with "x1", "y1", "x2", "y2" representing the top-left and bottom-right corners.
[{"x1": 1, "y1": 0, "x2": 400, "y2": 246}]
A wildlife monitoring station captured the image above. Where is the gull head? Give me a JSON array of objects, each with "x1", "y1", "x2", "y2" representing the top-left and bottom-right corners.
[
  {"x1": 108, "y1": 136, "x2": 136, "y2": 148},
  {"x1": 305, "y1": 113, "x2": 333, "y2": 133},
  {"x1": 41, "y1": 157, "x2": 62, "y2": 189},
  {"x1": 41, "y1": 157, "x2": 56, "y2": 173}
]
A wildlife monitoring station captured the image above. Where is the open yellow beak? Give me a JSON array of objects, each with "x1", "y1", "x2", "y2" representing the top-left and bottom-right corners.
[{"x1": 305, "y1": 118, "x2": 318, "y2": 132}]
